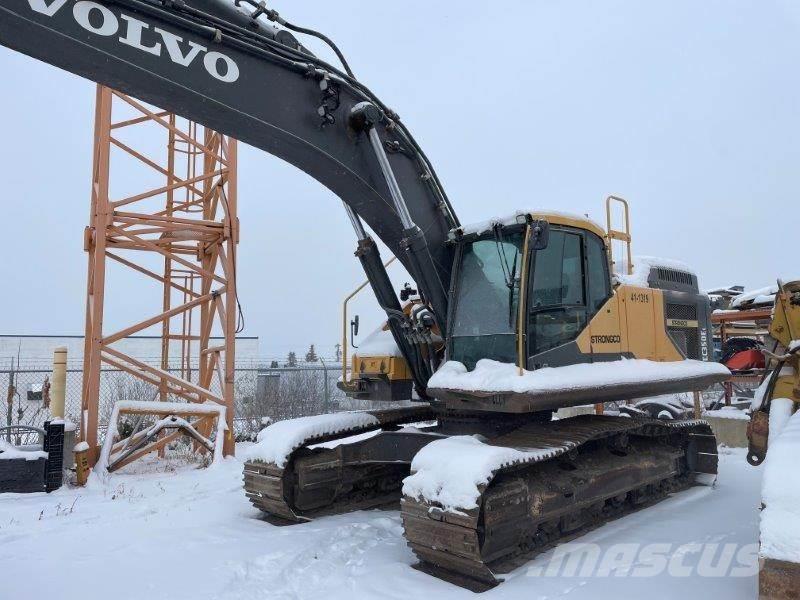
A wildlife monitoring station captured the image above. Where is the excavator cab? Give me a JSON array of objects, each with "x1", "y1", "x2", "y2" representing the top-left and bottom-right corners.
[
  {"x1": 448, "y1": 213, "x2": 611, "y2": 371},
  {"x1": 433, "y1": 207, "x2": 723, "y2": 414}
]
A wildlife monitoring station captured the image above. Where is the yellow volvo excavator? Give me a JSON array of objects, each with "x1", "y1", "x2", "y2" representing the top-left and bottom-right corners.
[
  {"x1": 244, "y1": 202, "x2": 728, "y2": 590},
  {"x1": 0, "y1": 0, "x2": 728, "y2": 590}
]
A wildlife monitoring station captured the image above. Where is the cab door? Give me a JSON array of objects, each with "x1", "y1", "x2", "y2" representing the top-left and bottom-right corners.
[
  {"x1": 527, "y1": 228, "x2": 587, "y2": 358},
  {"x1": 526, "y1": 228, "x2": 611, "y2": 365}
]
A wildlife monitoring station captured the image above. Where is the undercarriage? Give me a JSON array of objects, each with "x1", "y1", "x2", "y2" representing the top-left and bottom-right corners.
[
  {"x1": 244, "y1": 406, "x2": 439, "y2": 521},
  {"x1": 243, "y1": 406, "x2": 717, "y2": 590}
]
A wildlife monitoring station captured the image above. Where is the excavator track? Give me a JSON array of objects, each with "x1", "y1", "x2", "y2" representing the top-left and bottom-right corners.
[
  {"x1": 244, "y1": 405, "x2": 438, "y2": 522},
  {"x1": 401, "y1": 415, "x2": 717, "y2": 591}
]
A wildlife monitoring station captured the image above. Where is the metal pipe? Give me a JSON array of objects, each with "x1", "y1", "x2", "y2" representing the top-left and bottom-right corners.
[
  {"x1": 516, "y1": 224, "x2": 532, "y2": 375},
  {"x1": 367, "y1": 128, "x2": 415, "y2": 230},
  {"x1": 342, "y1": 202, "x2": 368, "y2": 240},
  {"x1": 605, "y1": 195, "x2": 633, "y2": 275}
]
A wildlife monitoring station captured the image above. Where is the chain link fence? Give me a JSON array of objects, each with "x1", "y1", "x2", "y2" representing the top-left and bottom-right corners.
[
  {"x1": 0, "y1": 357, "x2": 381, "y2": 445},
  {"x1": 5, "y1": 357, "x2": 742, "y2": 448}
]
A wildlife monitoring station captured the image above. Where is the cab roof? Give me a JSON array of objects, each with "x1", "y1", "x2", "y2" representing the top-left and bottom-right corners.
[{"x1": 453, "y1": 209, "x2": 607, "y2": 242}]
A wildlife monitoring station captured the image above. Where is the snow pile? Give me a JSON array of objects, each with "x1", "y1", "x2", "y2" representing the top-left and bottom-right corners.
[
  {"x1": 753, "y1": 367, "x2": 795, "y2": 413},
  {"x1": 705, "y1": 285, "x2": 746, "y2": 296},
  {"x1": 355, "y1": 326, "x2": 401, "y2": 357},
  {"x1": 768, "y1": 398, "x2": 795, "y2": 445},
  {"x1": 761, "y1": 408, "x2": 800, "y2": 562},
  {"x1": 428, "y1": 358, "x2": 729, "y2": 395},
  {"x1": 243, "y1": 411, "x2": 380, "y2": 467},
  {"x1": 50, "y1": 418, "x2": 77, "y2": 432},
  {"x1": 308, "y1": 429, "x2": 382, "y2": 451},
  {"x1": 638, "y1": 393, "x2": 689, "y2": 409},
  {"x1": 403, "y1": 435, "x2": 569, "y2": 511},
  {"x1": 751, "y1": 376, "x2": 772, "y2": 411},
  {"x1": 455, "y1": 208, "x2": 603, "y2": 237},
  {"x1": 704, "y1": 406, "x2": 750, "y2": 420},
  {"x1": 0, "y1": 439, "x2": 47, "y2": 461},
  {"x1": 730, "y1": 284, "x2": 777, "y2": 309},
  {"x1": 615, "y1": 255, "x2": 696, "y2": 288},
  {"x1": 110, "y1": 400, "x2": 228, "y2": 415}
]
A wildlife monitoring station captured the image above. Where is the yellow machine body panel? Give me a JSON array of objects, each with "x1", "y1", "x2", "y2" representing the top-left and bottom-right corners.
[
  {"x1": 767, "y1": 280, "x2": 800, "y2": 404},
  {"x1": 345, "y1": 351, "x2": 414, "y2": 401},
  {"x1": 576, "y1": 285, "x2": 684, "y2": 361},
  {"x1": 343, "y1": 320, "x2": 417, "y2": 401},
  {"x1": 770, "y1": 281, "x2": 800, "y2": 351},
  {"x1": 352, "y1": 354, "x2": 412, "y2": 382}
]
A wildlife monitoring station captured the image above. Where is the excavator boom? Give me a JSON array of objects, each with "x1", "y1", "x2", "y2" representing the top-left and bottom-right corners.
[{"x1": 1, "y1": 0, "x2": 457, "y2": 390}]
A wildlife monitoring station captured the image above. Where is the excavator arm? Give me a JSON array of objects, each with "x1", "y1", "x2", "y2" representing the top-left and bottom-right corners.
[{"x1": 0, "y1": 0, "x2": 459, "y2": 391}]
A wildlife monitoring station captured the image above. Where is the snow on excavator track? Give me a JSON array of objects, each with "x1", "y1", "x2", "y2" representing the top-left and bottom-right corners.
[
  {"x1": 401, "y1": 415, "x2": 717, "y2": 591},
  {"x1": 243, "y1": 405, "x2": 438, "y2": 522}
]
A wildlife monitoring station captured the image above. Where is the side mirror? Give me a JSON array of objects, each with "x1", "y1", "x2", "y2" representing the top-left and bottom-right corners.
[
  {"x1": 530, "y1": 219, "x2": 549, "y2": 250},
  {"x1": 350, "y1": 315, "x2": 360, "y2": 348}
]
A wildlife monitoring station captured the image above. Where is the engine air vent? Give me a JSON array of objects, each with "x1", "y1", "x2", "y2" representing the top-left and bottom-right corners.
[{"x1": 648, "y1": 267, "x2": 698, "y2": 292}]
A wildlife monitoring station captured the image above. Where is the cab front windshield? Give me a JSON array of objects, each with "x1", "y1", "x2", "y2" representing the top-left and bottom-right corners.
[{"x1": 450, "y1": 232, "x2": 523, "y2": 369}]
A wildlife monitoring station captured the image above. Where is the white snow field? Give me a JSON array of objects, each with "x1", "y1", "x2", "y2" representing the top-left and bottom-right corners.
[{"x1": 0, "y1": 446, "x2": 760, "y2": 600}]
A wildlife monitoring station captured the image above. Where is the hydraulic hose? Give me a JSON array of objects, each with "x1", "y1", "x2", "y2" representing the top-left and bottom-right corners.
[{"x1": 129, "y1": 0, "x2": 458, "y2": 228}]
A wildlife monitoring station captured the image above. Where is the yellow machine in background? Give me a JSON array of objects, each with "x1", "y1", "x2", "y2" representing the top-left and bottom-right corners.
[
  {"x1": 338, "y1": 256, "x2": 418, "y2": 401},
  {"x1": 747, "y1": 279, "x2": 800, "y2": 465}
]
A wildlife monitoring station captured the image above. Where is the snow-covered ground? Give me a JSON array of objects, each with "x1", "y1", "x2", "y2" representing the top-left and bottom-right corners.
[{"x1": 0, "y1": 446, "x2": 761, "y2": 600}]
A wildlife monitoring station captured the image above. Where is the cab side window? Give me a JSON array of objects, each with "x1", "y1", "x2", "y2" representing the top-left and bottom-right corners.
[
  {"x1": 585, "y1": 233, "x2": 611, "y2": 315},
  {"x1": 530, "y1": 231, "x2": 585, "y2": 309},
  {"x1": 528, "y1": 230, "x2": 587, "y2": 355}
]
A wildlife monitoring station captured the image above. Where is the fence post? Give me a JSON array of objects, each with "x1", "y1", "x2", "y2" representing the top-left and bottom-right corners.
[
  {"x1": 320, "y1": 358, "x2": 330, "y2": 413},
  {"x1": 6, "y1": 359, "x2": 17, "y2": 433},
  {"x1": 51, "y1": 347, "x2": 67, "y2": 419}
]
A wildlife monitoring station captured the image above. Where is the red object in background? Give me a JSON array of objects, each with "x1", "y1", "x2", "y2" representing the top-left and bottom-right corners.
[{"x1": 724, "y1": 349, "x2": 765, "y2": 372}]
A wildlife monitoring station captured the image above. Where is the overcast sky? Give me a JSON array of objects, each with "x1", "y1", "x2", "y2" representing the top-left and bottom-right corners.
[{"x1": 0, "y1": 0, "x2": 797, "y2": 359}]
